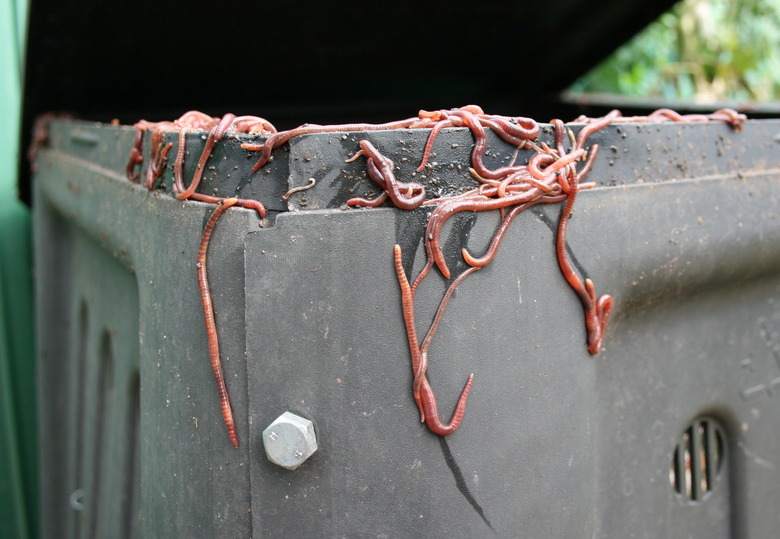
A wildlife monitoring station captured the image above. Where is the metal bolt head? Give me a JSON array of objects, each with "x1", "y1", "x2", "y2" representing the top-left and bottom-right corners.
[{"x1": 262, "y1": 412, "x2": 318, "y2": 470}]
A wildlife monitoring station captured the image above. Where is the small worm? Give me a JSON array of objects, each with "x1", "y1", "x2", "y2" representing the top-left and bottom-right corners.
[
  {"x1": 349, "y1": 141, "x2": 426, "y2": 209},
  {"x1": 126, "y1": 129, "x2": 145, "y2": 182},
  {"x1": 145, "y1": 127, "x2": 173, "y2": 190},
  {"x1": 282, "y1": 178, "x2": 317, "y2": 200}
]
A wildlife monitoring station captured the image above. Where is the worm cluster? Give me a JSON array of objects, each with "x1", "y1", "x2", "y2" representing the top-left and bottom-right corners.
[{"x1": 125, "y1": 105, "x2": 746, "y2": 445}]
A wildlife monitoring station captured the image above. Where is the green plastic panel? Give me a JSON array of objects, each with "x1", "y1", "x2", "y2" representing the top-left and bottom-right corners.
[{"x1": 0, "y1": 0, "x2": 35, "y2": 538}]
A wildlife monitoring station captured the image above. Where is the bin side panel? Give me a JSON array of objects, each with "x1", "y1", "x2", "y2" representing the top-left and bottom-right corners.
[
  {"x1": 35, "y1": 143, "x2": 257, "y2": 537},
  {"x1": 35, "y1": 191, "x2": 141, "y2": 538},
  {"x1": 245, "y1": 208, "x2": 598, "y2": 537},
  {"x1": 245, "y1": 169, "x2": 780, "y2": 537}
]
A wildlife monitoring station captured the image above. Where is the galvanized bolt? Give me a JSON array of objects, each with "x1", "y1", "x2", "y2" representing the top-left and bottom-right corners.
[{"x1": 262, "y1": 412, "x2": 318, "y2": 470}]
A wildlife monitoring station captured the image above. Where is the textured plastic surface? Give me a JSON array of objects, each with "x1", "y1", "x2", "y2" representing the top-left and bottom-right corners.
[{"x1": 35, "y1": 118, "x2": 780, "y2": 537}]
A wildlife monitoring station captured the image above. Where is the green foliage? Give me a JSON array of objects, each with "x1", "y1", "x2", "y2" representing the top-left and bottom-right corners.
[{"x1": 571, "y1": 0, "x2": 780, "y2": 102}]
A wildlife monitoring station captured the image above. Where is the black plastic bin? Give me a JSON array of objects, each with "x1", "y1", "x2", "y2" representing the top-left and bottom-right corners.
[{"x1": 34, "y1": 116, "x2": 780, "y2": 537}]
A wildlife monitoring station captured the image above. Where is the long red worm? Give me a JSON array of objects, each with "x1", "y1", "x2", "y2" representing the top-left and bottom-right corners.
[
  {"x1": 242, "y1": 104, "x2": 536, "y2": 174},
  {"x1": 176, "y1": 114, "x2": 236, "y2": 200},
  {"x1": 417, "y1": 263, "x2": 479, "y2": 403},
  {"x1": 198, "y1": 198, "x2": 240, "y2": 447},
  {"x1": 553, "y1": 144, "x2": 613, "y2": 354},
  {"x1": 126, "y1": 111, "x2": 275, "y2": 448},
  {"x1": 394, "y1": 245, "x2": 475, "y2": 435},
  {"x1": 393, "y1": 244, "x2": 424, "y2": 417},
  {"x1": 416, "y1": 107, "x2": 539, "y2": 172},
  {"x1": 242, "y1": 117, "x2": 428, "y2": 172},
  {"x1": 572, "y1": 108, "x2": 746, "y2": 132},
  {"x1": 460, "y1": 194, "x2": 567, "y2": 268},
  {"x1": 173, "y1": 126, "x2": 267, "y2": 218}
]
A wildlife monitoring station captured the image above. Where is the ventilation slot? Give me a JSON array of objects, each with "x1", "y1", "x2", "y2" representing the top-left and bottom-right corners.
[
  {"x1": 89, "y1": 330, "x2": 114, "y2": 536},
  {"x1": 670, "y1": 418, "x2": 724, "y2": 502},
  {"x1": 71, "y1": 302, "x2": 89, "y2": 537},
  {"x1": 122, "y1": 371, "x2": 141, "y2": 538}
]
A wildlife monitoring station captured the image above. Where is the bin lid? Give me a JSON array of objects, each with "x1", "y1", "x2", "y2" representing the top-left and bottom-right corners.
[
  {"x1": 22, "y1": 1, "x2": 676, "y2": 121},
  {"x1": 20, "y1": 0, "x2": 676, "y2": 202}
]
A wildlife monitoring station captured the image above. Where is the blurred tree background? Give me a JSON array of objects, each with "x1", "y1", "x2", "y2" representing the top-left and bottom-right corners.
[{"x1": 571, "y1": 0, "x2": 780, "y2": 103}]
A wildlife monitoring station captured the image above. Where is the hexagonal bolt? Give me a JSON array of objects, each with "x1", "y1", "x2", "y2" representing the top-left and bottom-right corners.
[{"x1": 262, "y1": 412, "x2": 318, "y2": 470}]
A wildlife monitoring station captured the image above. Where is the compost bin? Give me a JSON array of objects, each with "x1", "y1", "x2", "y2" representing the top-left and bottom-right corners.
[{"x1": 33, "y1": 108, "x2": 780, "y2": 537}]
